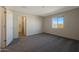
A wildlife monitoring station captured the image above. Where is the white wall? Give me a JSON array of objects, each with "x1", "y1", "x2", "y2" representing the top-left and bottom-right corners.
[
  {"x1": 6, "y1": 10, "x2": 13, "y2": 45},
  {"x1": 43, "y1": 8, "x2": 79, "y2": 40},
  {"x1": 27, "y1": 15, "x2": 43, "y2": 36},
  {"x1": 13, "y1": 11, "x2": 43, "y2": 38},
  {"x1": 13, "y1": 13, "x2": 19, "y2": 38}
]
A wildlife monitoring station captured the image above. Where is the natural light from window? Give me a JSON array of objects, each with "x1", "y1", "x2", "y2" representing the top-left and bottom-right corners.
[{"x1": 52, "y1": 16, "x2": 64, "y2": 29}]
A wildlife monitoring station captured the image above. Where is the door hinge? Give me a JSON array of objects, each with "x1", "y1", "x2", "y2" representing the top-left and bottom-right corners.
[
  {"x1": 4, "y1": 40, "x2": 6, "y2": 42},
  {"x1": 4, "y1": 11, "x2": 6, "y2": 14}
]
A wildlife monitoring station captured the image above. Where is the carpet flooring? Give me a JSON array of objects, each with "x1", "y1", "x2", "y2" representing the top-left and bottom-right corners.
[{"x1": 1, "y1": 33, "x2": 79, "y2": 52}]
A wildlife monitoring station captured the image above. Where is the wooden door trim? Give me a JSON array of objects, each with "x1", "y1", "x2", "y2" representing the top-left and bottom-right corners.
[
  {"x1": 23, "y1": 16, "x2": 26, "y2": 36},
  {"x1": 4, "y1": 7, "x2": 7, "y2": 48},
  {"x1": 18, "y1": 16, "x2": 27, "y2": 37},
  {"x1": 1, "y1": 6, "x2": 6, "y2": 48}
]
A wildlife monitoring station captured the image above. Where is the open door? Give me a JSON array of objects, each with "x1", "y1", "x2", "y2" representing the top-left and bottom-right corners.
[
  {"x1": 0, "y1": 7, "x2": 13, "y2": 49},
  {"x1": 6, "y1": 10, "x2": 13, "y2": 46},
  {"x1": 18, "y1": 16, "x2": 26, "y2": 37}
]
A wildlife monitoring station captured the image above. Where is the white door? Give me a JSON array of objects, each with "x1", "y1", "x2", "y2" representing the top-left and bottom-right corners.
[{"x1": 6, "y1": 10, "x2": 13, "y2": 46}]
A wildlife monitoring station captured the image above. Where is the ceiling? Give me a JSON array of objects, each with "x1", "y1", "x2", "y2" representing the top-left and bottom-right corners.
[{"x1": 6, "y1": 6, "x2": 79, "y2": 16}]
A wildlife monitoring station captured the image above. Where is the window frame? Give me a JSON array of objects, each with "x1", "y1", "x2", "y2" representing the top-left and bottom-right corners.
[{"x1": 52, "y1": 16, "x2": 64, "y2": 29}]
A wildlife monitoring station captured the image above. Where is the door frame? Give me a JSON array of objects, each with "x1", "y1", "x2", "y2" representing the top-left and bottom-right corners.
[
  {"x1": 1, "y1": 6, "x2": 6, "y2": 48},
  {"x1": 18, "y1": 16, "x2": 27, "y2": 37}
]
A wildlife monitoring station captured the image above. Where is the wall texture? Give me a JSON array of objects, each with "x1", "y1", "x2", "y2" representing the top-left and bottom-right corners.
[{"x1": 43, "y1": 8, "x2": 79, "y2": 40}]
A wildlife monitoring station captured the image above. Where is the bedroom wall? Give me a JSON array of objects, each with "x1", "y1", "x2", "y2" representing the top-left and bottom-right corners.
[
  {"x1": 13, "y1": 13, "x2": 19, "y2": 39},
  {"x1": 43, "y1": 8, "x2": 79, "y2": 40},
  {"x1": 13, "y1": 11, "x2": 43, "y2": 38},
  {"x1": 27, "y1": 15, "x2": 43, "y2": 36}
]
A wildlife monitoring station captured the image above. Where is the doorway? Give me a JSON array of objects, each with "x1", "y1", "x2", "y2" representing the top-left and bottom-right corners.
[{"x1": 18, "y1": 16, "x2": 26, "y2": 37}]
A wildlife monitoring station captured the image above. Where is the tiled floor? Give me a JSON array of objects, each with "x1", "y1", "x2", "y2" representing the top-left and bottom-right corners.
[{"x1": 1, "y1": 33, "x2": 79, "y2": 52}]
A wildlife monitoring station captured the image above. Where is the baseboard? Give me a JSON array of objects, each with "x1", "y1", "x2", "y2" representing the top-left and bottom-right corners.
[
  {"x1": 43, "y1": 32, "x2": 78, "y2": 41},
  {"x1": 27, "y1": 32, "x2": 43, "y2": 36},
  {"x1": 6, "y1": 38, "x2": 19, "y2": 47}
]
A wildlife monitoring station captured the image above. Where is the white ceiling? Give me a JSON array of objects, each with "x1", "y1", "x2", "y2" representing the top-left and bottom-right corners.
[{"x1": 6, "y1": 6, "x2": 79, "y2": 16}]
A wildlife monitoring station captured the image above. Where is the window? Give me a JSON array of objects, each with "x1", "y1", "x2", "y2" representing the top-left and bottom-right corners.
[{"x1": 52, "y1": 16, "x2": 64, "y2": 28}]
